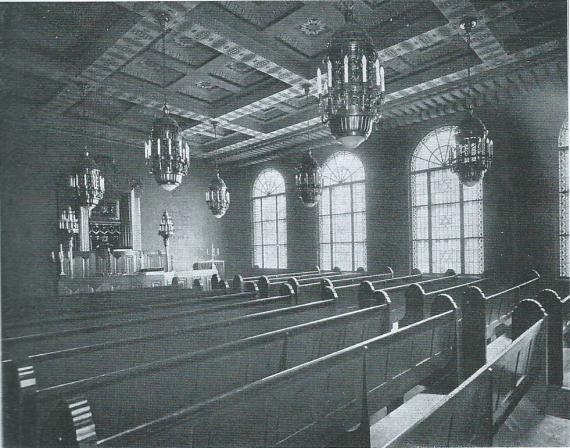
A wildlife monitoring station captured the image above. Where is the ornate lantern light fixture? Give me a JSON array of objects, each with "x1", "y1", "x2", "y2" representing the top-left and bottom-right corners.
[
  {"x1": 205, "y1": 123, "x2": 230, "y2": 218},
  {"x1": 316, "y1": 1, "x2": 385, "y2": 149},
  {"x1": 69, "y1": 151, "x2": 105, "y2": 210},
  {"x1": 448, "y1": 18, "x2": 494, "y2": 187},
  {"x1": 295, "y1": 149, "x2": 323, "y2": 207},
  {"x1": 144, "y1": 12, "x2": 190, "y2": 191},
  {"x1": 206, "y1": 169, "x2": 231, "y2": 218}
]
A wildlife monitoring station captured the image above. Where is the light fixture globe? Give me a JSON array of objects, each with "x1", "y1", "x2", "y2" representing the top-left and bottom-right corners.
[
  {"x1": 295, "y1": 150, "x2": 323, "y2": 207},
  {"x1": 69, "y1": 151, "x2": 105, "y2": 210},
  {"x1": 317, "y1": 3, "x2": 385, "y2": 150},
  {"x1": 144, "y1": 106, "x2": 190, "y2": 191},
  {"x1": 449, "y1": 110, "x2": 494, "y2": 187},
  {"x1": 206, "y1": 170, "x2": 230, "y2": 218}
]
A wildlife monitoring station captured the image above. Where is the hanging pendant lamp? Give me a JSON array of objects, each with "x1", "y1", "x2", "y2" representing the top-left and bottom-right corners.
[
  {"x1": 295, "y1": 87, "x2": 323, "y2": 207},
  {"x1": 144, "y1": 12, "x2": 190, "y2": 191},
  {"x1": 206, "y1": 123, "x2": 230, "y2": 218},
  {"x1": 316, "y1": 0, "x2": 385, "y2": 149},
  {"x1": 448, "y1": 18, "x2": 494, "y2": 187}
]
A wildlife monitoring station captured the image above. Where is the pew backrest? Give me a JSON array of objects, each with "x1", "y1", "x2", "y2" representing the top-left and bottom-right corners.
[{"x1": 384, "y1": 299, "x2": 548, "y2": 448}]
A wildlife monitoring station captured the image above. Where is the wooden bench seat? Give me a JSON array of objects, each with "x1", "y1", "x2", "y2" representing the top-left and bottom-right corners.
[
  {"x1": 7, "y1": 288, "x2": 393, "y2": 447},
  {"x1": 69, "y1": 294, "x2": 460, "y2": 448}
]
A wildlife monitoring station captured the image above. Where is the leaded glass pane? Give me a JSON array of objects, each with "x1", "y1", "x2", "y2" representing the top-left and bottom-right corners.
[
  {"x1": 277, "y1": 219, "x2": 287, "y2": 244},
  {"x1": 320, "y1": 217, "x2": 331, "y2": 244},
  {"x1": 252, "y1": 169, "x2": 286, "y2": 197},
  {"x1": 411, "y1": 126, "x2": 457, "y2": 172},
  {"x1": 353, "y1": 212, "x2": 366, "y2": 242},
  {"x1": 412, "y1": 206, "x2": 429, "y2": 240},
  {"x1": 253, "y1": 199, "x2": 262, "y2": 222},
  {"x1": 464, "y1": 201, "x2": 483, "y2": 238},
  {"x1": 332, "y1": 214, "x2": 352, "y2": 243},
  {"x1": 559, "y1": 118, "x2": 568, "y2": 148},
  {"x1": 320, "y1": 243, "x2": 332, "y2": 270},
  {"x1": 465, "y1": 238, "x2": 484, "y2": 275},
  {"x1": 263, "y1": 245, "x2": 278, "y2": 269},
  {"x1": 463, "y1": 181, "x2": 483, "y2": 202},
  {"x1": 262, "y1": 220, "x2": 276, "y2": 245},
  {"x1": 277, "y1": 195, "x2": 286, "y2": 219},
  {"x1": 333, "y1": 243, "x2": 353, "y2": 271},
  {"x1": 253, "y1": 222, "x2": 262, "y2": 246},
  {"x1": 352, "y1": 183, "x2": 366, "y2": 212},
  {"x1": 331, "y1": 184, "x2": 352, "y2": 214},
  {"x1": 321, "y1": 151, "x2": 365, "y2": 186},
  {"x1": 413, "y1": 240, "x2": 430, "y2": 274},
  {"x1": 431, "y1": 203, "x2": 461, "y2": 239},
  {"x1": 430, "y1": 169, "x2": 460, "y2": 204},
  {"x1": 263, "y1": 196, "x2": 277, "y2": 220},
  {"x1": 278, "y1": 245, "x2": 287, "y2": 269},
  {"x1": 354, "y1": 242, "x2": 367, "y2": 271},
  {"x1": 254, "y1": 246, "x2": 262, "y2": 267},
  {"x1": 412, "y1": 172, "x2": 428, "y2": 206},
  {"x1": 432, "y1": 239, "x2": 461, "y2": 273},
  {"x1": 559, "y1": 121, "x2": 568, "y2": 276},
  {"x1": 320, "y1": 188, "x2": 330, "y2": 216}
]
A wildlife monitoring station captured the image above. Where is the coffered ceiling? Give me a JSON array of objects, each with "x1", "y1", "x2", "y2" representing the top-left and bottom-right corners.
[{"x1": 0, "y1": 1, "x2": 566, "y2": 166}]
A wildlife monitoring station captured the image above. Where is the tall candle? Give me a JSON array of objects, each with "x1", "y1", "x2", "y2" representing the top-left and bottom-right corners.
[
  {"x1": 327, "y1": 60, "x2": 332, "y2": 87},
  {"x1": 343, "y1": 55, "x2": 349, "y2": 83},
  {"x1": 317, "y1": 68, "x2": 322, "y2": 95},
  {"x1": 362, "y1": 54, "x2": 367, "y2": 82},
  {"x1": 380, "y1": 65, "x2": 385, "y2": 93},
  {"x1": 375, "y1": 59, "x2": 380, "y2": 86}
]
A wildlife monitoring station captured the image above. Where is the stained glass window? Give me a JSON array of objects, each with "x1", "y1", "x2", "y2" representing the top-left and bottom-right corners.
[
  {"x1": 559, "y1": 118, "x2": 569, "y2": 277},
  {"x1": 252, "y1": 169, "x2": 287, "y2": 269},
  {"x1": 411, "y1": 126, "x2": 484, "y2": 274},
  {"x1": 319, "y1": 152, "x2": 366, "y2": 271}
]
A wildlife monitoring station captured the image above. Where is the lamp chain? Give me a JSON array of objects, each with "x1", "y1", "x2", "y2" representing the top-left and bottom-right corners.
[{"x1": 160, "y1": 14, "x2": 167, "y2": 110}]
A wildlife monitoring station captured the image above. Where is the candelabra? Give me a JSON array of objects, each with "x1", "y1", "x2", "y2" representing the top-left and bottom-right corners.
[
  {"x1": 59, "y1": 206, "x2": 79, "y2": 277},
  {"x1": 51, "y1": 244, "x2": 66, "y2": 276},
  {"x1": 158, "y1": 211, "x2": 174, "y2": 271}
]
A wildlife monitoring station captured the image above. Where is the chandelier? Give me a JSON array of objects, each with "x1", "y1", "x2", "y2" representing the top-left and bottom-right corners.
[
  {"x1": 144, "y1": 12, "x2": 190, "y2": 191},
  {"x1": 317, "y1": 1, "x2": 385, "y2": 149},
  {"x1": 69, "y1": 151, "x2": 105, "y2": 210},
  {"x1": 295, "y1": 149, "x2": 323, "y2": 207},
  {"x1": 448, "y1": 18, "x2": 494, "y2": 187},
  {"x1": 206, "y1": 169, "x2": 231, "y2": 218}
]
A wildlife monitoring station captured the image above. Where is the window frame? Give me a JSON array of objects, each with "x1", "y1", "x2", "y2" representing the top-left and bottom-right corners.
[
  {"x1": 318, "y1": 151, "x2": 367, "y2": 272},
  {"x1": 251, "y1": 169, "x2": 287, "y2": 269},
  {"x1": 559, "y1": 118, "x2": 568, "y2": 278},
  {"x1": 410, "y1": 126, "x2": 484, "y2": 275}
]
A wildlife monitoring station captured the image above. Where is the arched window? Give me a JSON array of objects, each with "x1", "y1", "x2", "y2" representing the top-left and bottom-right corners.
[
  {"x1": 319, "y1": 151, "x2": 366, "y2": 271},
  {"x1": 410, "y1": 126, "x2": 484, "y2": 274},
  {"x1": 252, "y1": 169, "x2": 287, "y2": 269},
  {"x1": 559, "y1": 118, "x2": 568, "y2": 277}
]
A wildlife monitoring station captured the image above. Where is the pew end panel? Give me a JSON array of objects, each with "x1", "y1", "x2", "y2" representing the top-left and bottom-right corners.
[
  {"x1": 217, "y1": 280, "x2": 230, "y2": 293},
  {"x1": 243, "y1": 281, "x2": 259, "y2": 297},
  {"x1": 461, "y1": 286, "x2": 488, "y2": 379},
  {"x1": 358, "y1": 281, "x2": 375, "y2": 309},
  {"x1": 333, "y1": 266, "x2": 342, "y2": 273},
  {"x1": 210, "y1": 274, "x2": 219, "y2": 290},
  {"x1": 278, "y1": 283, "x2": 296, "y2": 304},
  {"x1": 411, "y1": 268, "x2": 422, "y2": 276},
  {"x1": 320, "y1": 278, "x2": 334, "y2": 300},
  {"x1": 356, "y1": 267, "x2": 366, "y2": 274},
  {"x1": 536, "y1": 289, "x2": 566, "y2": 386},
  {"x1": 382, "y1": 266, "x2": 394, "y2": 278},
  {"x1": 286, "y1": 277, "x2": 300, "y2": 301},
  {"x1": 258, "y1": 276, "x2": 270, "y2": 298},
  {"x1": 232, "y1": 275, "x2": 244, "y2": 293}
]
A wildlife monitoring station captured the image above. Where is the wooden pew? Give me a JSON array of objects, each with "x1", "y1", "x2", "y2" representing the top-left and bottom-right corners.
[
  {"x1": 233, "y1": 268, "x2": 337, "y2": 292},
  {"x1": 61, "y1": 293, "x2": 460, "y2": 448},
  {"x1": 460, "y1": 270, "x2": 541, "y2": 378},
  {"x1": 258, "y1": 270, "x2": 360, "y2": 298},
  {"x1": 6, "y1": 287, "x2": 393, "y2": 447},
  {"x1": 289, "y1": 267, "x2": 395, "y2": 303},
  {"x1": 378, "y1": 299, "x2": 548, "y2": 448},
  {"x1": 241, "y1": 266, "x2": 323, "y2": 281},
  {"x1": 535, "y1": 289, "x2": 569, "y2": 386},
  {"x1": 3, "y1": 282, "x2": 261, "y2": 339},
  {"x1": 399, "y1": 275, "x2": 491, "y2": 327}
]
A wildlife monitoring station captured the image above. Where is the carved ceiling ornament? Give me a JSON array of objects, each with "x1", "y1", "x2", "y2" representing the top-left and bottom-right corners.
[{"x1": 300, "y1": 17, "x2": 327, "y2": 37}]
